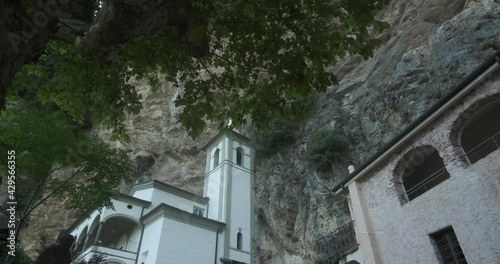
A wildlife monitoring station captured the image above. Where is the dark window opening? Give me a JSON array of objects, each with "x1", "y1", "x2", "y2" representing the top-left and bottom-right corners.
[
  {"x1": 214, "y1": 149, "x2": 220, "y2": 168},
  {"x1": 431, "y1": 227, "x2": 467, "y2": 264},
  {"x1": 461, "y1": 102, "x2": 500, "y2": 164},
  {"x1": 236, "y1": 232, "x2": 242, "y2": 250},
  {"x1": 99, "y1": 217, "x2": 140, "y2": 252},
  {"x1": 400, "y1": 146, "x2": 450, "y2": 202},
  {"x1": 236, "y1": 147, "x2": 244, "y2": 166},
  {"x1": 75, "y1": 226, "x2": 88, "y2": 253}
]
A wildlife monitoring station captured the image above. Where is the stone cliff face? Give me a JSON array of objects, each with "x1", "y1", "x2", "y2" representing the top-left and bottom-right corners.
[
  {"x1": 254, "y1": 1, "x2": 499, "y2": 263},
  {"x1": 20, "y1": 0, "x2": 500, "y2": 262}
]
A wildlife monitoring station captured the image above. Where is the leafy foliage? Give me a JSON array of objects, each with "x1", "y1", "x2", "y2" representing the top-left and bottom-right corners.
[
  {"x1": 10, "y1": 0, "x2": 391, "y2": 138},
  {"x1": 10, "y1": 41, "x2": 142, "y2": 141},
  {"x1": 306, "y1": 128, "x2": 348, "y2": 171},
  {"x1": 0, "y1": 104, "x2": 134, "y2": 238},
  {"x1": 0, "y1": 242, "x2": 31, "y2": 264}
]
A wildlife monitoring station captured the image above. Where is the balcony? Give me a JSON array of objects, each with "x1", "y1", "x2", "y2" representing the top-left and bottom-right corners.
[
  {"x1": 316, "y1": 221, "x2": 358, "y2": 264},
  {"x1": 95, "y1": 235, "x2": 139, "y2": 252},
  {"x1": 77, "y1": 245, "x2": 137, "y2": 264},
  {"x1": 73, "y1": 216, "x2": 141, "y2": 264}
]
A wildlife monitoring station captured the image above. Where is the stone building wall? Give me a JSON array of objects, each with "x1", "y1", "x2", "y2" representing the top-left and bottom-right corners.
[{"x1": 349, "y1": 73, "x2": 500, "y2": 263}]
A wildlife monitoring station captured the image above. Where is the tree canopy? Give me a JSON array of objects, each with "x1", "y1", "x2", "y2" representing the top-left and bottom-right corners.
[
  {"x1": 0, "y1": 104, "x2": 134, "y2": 241},
  {"x1": 3, "y1": 0, "x2": 390, "y2": 138}
]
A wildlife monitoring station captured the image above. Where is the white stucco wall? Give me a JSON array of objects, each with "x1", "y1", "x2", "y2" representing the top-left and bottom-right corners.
[
  {"x1": 139, "y1": 217, "x2": 163, "y2": 264},
  {"x1": 132, "y1": 188, "x2": 154, "y2": 201},
  {"x1": 151, "y1": 216, "x2": 218, "y2": 264},
  {"x1": 143, "y1": 188, "x2": 206, "y2": 216},
  {"x1": 227, "y1": 164, "x2": 252, "y2": 263},
  {"x1": 205, "y1": 165, "x2": 225, "y2": 221},
  {"x1": 348, "y1": 76, "x2": 500, "y2": 264}
]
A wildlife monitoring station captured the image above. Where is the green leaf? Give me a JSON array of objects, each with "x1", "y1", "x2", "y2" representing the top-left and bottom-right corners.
[
  {"x1": 207, "y1": 21, "x2": 214, "y2": 31},
  {"x1": 188, "y1": 26, "x2": 205, "y2": 42},
  {"x1": 243, "y1": 4, "x2": 255, "y2": 19}
]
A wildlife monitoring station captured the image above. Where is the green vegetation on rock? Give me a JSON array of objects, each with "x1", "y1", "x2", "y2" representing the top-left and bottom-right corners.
[
  {"x1": 306, "y1": 128, "x2": 349, "y2": 171},
  {"x1": 250, "y1": 119, "x2": 298, "y2": 156}
]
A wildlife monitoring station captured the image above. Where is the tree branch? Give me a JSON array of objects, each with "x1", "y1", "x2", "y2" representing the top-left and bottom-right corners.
[
  {"x1": 16, "y1": 164, "x2": 86, "y2": 240},
  {"x1": 198, "y1": 58, "x2": 222, "y2": 89},
  {"x1": 209, "y1": 51, "x2": 267, "y2": 74},
  {"x1": 24, "y1": 164, "x2": 86, "y2": 217}
]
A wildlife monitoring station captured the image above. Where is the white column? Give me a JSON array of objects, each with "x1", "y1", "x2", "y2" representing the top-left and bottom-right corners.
[{"x1": 348, "y1": 181, "x2": 383, "y2": 264}]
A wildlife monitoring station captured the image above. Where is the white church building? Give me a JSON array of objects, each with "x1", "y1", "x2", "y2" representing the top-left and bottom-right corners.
[
  {"x1": 318, "y1": 52, "x2": 500, "y2": 264},
  {"x1": 65, "y1": 130, "x2": 255, "y2": 264}
]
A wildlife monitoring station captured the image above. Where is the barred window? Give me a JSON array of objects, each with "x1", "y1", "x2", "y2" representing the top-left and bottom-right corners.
[{"x1": 431, "y1": 227, "x2": 467, "y2": 264}]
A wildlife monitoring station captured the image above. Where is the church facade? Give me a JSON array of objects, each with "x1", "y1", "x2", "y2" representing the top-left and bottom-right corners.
[
  {"x1": 65, "y1": 130, "x2": 255, "y2": 264},
  {"x1": 326, "y1": 51, "x2": 500, "y2": 264}
]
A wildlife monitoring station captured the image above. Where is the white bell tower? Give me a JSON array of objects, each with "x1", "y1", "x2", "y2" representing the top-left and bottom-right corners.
[{"x1": 203, "y1": 129, "x2": 254, "y2": 263}]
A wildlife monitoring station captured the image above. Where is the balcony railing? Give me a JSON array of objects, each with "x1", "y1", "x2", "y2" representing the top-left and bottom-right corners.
[
  {"x1": 316, "y1": 221, "x2": 358, "y2": 263},
  {"x1": 463, "y1": 131, "x2": 500, "y2": 165},
  {"x1": 400, "y1": 167, "x2": 449, "y2": 203},
  {"x1": 96, "y1": 236, "x2": 139, "y2": 253},
  {"x1": 76, "y1": 246, "x2": 137, "y2": 264}
]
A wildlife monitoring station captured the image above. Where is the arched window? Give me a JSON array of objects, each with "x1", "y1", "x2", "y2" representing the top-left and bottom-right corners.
[
  {"x1": 236, "y1": 232, "x2": 243, "y2": 250},
  {"x1": 236, "y1": 147, "x2": 244, "y2": 166},
  {"x1": 75, "y1": 226, "x2": 88, "y2": 253},
  {"x1": 458, "y1": 100, "x2": 500, "y2": 164},
  {"x1": 395, "y1": 146, "x2": 450, "y2": 203},
  {"x1": 100, "y1": 216, "x2": 140, "y2": 252},
  {"x1": 214, "y1": 148, "x2": 220, "y2": 168}
]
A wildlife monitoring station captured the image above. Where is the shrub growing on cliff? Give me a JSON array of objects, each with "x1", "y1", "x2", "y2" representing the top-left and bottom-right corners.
[
  {"x1": 250, "y1": 119, "x2": 298, "y2": 156},
  {"x1": 306, "y1": 128, "x2": 348, "y2": 171}
]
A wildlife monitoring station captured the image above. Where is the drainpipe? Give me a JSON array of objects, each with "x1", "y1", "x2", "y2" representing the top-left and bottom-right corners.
[
  {"x1": 206, "y1": 200, "x2": 210, "y2": 218},
  {"x1": 214, "y1": 225, "x2": 224, "y2": 264},
  {"x1": 135, "y1": 206, "x2": 146, "y2": 264}
]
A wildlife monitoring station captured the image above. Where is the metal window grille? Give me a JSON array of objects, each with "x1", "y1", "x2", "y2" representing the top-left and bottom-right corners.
[
  {"x1": 401, "y1": 167, "x2": 449, "y2": 203},
  {"x1": 431, "y1": 228, "x2": 468, "y2": 264},
  {"x1": 316, "y1": 221, "x2": 358, "y2": 263},
  {"x1": 463, "y1": 131, "x2": 500, "y2": 165}
]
